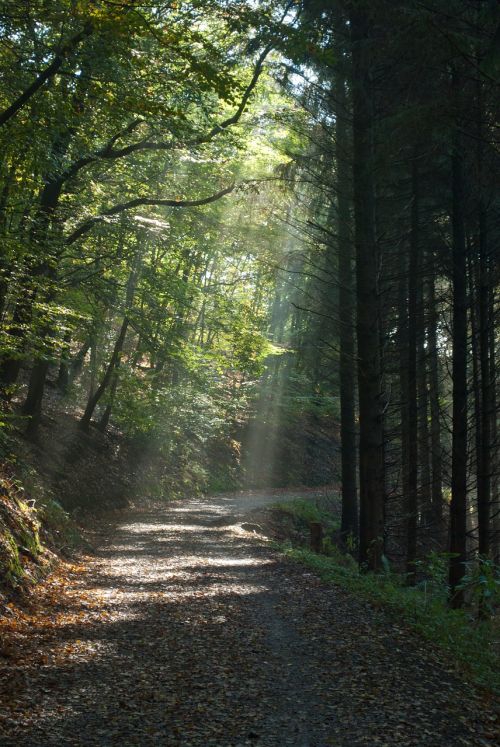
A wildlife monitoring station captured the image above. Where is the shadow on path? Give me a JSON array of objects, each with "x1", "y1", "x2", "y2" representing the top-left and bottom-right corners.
[{"x1": 0, "y1": 493, "x2": 491, "y2": 746}]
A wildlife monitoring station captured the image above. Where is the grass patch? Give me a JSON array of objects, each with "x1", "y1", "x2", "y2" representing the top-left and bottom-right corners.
[
  {"x1": 271, "y1": 497, "x2": 340, "y2": 543},
  {"x1": 273, "y1": 497, "x2": 335, "y2": 525},
  {"x1": 281, "y1": 545, "x2": 499, "y2": 694}
]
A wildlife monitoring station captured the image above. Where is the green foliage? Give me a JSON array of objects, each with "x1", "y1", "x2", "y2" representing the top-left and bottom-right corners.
[
  {"x1": 270, "y1": 498, "x2": 342, "y2": 553},
  {"x1": 0, "y1": 0, "x2": 315, "y2": 508},
  {"x1": 0, "y1": 410, "x2": 16, "y2": 454},
  {"x1": 37, "y1": 498, "x2": 83, "y2": 553},
  {"x1": 0, "y1": 474, "x2": 42, "y2": 589},
  {"x1": 414, "y1": 551, "x2": 451, "y2": 603},
  {"x1": 273, "y1": 497, "x2": 336, "y2": 528},
  {"x1": 457, "y1": 558, "x2": 500, "y2": 619}
]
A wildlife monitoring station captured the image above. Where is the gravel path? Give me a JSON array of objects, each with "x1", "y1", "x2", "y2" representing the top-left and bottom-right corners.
[{"x1": 0, "y1": 492, "x2": 495, "y2": 746}]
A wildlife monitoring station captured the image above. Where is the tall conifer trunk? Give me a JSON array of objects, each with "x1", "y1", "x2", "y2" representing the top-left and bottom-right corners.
[
  {"x1": 406, "y1": 157, "x2": 419, "y2": 580},
  {"x1": 350, "y1": 8, "x2": 385, "y2": 570},
  {"x1": 336, "y1": 51, "x2": 358, "y2": 543},
  {"x1": 476, "y1": 86, "x2": 491, "y2": 557},
  {"x1": 449, "y1": 73, "x2": 468, "y2": 604}
]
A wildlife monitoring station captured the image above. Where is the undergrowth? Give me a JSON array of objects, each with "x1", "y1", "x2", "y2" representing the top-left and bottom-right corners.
[
  {"x1": 272, "y1": 497, "x2": 340, "y2": 538},
  {"x1": 271, "y1": 498, "x2": 499, "y2": 695},
  {"x1": 0, "y1": 464, "x2": 83, "y2": 599}
]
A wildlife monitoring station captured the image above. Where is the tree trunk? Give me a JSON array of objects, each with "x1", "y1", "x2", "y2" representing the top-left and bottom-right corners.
[
  {"x1": 469, "y1": 250, "x2": 483, "y2": 555},
  {"x1": 22, "y1": 359, "x2": 50, "y2": 438},
  {"x1": 476, "y1": 94, "x2": 491, "y2": 557},
  {"x1": 449, "y1": 87, "x2": 468, "y2": 605},
  {"x1": 336, "y1": 59, "x2": 358, "y2": 543},
  {"x1": 489, "y1": 280, "x2": 499, "y2": 563},
  {"x1": 67, "y1": 338, "x2": 91, "y2": 389},
  {"x1": 80, "y1": 317, "x2": 129, "y2": 431},
  {"x1": 97, "y1": 370, "x2": 119, "y2": 433},
  {"x1": 350, "y1": 8, "x2": 385, "y2": 570},
  {"x1": 427, "y1": 270, "x2": 443, "y2": 531},
  {"x1": 417, "y1": 255, "x2": 431, "y2": 530},
  {"x1": 80, "y1": 254, "x2": 140, "y2": 431},
  {"x1": 398, "y1": 227, "x2": 410, "y2": 557},
  {"x1": 56, "y1": 330, "x2": 73, "y2": 393},
  {"x1": 406, "y1": 157, "x2": 419, "y2": 581}
]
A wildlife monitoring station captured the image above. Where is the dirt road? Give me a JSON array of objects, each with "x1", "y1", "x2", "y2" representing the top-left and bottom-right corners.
[{"x1": 0, "y1": 492, "x2": 492, "y2": 746}]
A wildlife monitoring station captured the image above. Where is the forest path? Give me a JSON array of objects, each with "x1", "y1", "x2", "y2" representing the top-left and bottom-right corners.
[{"x1": 0, "y1": 492, "x2": 493, "y2": 746}]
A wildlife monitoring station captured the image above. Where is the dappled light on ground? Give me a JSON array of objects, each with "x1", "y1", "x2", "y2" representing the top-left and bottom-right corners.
[{"x1": 0, "y1": 492, "x2": 493, "y2": 746}]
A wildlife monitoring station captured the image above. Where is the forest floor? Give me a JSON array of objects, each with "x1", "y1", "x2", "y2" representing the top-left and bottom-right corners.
[{"x1": 0, "y1": 490, "x2": 496, "y2": 747}]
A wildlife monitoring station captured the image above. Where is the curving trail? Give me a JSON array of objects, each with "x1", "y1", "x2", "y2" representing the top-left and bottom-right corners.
[{"x1": 0, "y1": 492, "x2": 493, "y2": 746}]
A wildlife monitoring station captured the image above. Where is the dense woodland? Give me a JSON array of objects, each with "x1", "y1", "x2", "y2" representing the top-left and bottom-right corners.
[{"x1": 0, "y1": 0, "x2": 499, "y2": 615}]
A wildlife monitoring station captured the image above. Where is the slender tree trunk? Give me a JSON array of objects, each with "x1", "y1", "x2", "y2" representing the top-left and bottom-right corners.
[
  {"x1": 398, "y1": 233, "x2": 410, "y2": 557},
  {"x1": 449, "y1": 84, "x2": 468, "y2": 605},
  {"x1": 477, "y1": 248, "x2": 491, "y2": 557},
  {"x1": 67, "y1": 338, "x2": 91, "y2": 389},
  {"x1": 336, "y1": 62, "x2": 358, "y2": 543},
  {"x1": 470, "y1": 250, "x2": 483, "y2": 555},
  {"x1": 476, "y1": 95, "x2": 491, "y2": 557},
  {"x1": 427, "y1": 270, "x2": 443, "y2": 531},
  {"x1": 22, "y1": 359, "x2": 51, "y2": 438},
  {"x1": 0, "y1": 160, "x2": 18, "y2": 318},
  {"x1": 489, "y1": 281, "x2": 499, "y2": 562},
  {"x1": 417, "y1": 257, "x2": 431, "y2": 529},
  {"x1": 97, "y1": 370, "x2": 119, "y2": 433},
  {"x1": 89, "y1": 336, "x2": 97, "y2": 403},
  {"x1": 80, "y1": 317, "x2": 129, "y2": 431},
  {"x1": 57, "y1": 330, "x2": 73, "y2": 392},
  {"x1": 406, "y1": 157, "x2": 419, "y2": 580},
  {"x1": 80, "y1": 254, "x2": 140, "y2": 431},
  {"x1": 350, "y1": 8, "x2": 385, "y2": 570}
]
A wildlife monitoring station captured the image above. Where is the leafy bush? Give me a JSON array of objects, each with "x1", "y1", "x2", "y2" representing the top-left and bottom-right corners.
[{"x1": 457, "y1": 557, "x2": 500, "y2": 618}]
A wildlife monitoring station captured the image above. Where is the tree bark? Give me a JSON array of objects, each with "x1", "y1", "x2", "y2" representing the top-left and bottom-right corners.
[
  {"x1": 350, "y1": 8, "x2": 385, "y2": 570},
  {"x1": 56, "y1": 330, "x2": 73, "y2": 393},
  {"x1": 336, "y1": 57, "x2": 358, "y2": 544},
  {"x1": 448, "y1": 81, "x2": 468, "y2": 605},
  {"x1": 80, "y1": 256, "x2": 140, "y2": 430},
  {"x1": 97, "y1": 370, "x2": 119, "y2": 433},
  {"x1": 417, "y1": 257, "x2": 431, "y2": 530},
  {"x1": 22, "y1": 359, "x2": 50, "y2": 438},
  {"x1": 80, "y1": 316, "x2": 129, "y2": 432},
  {"x1": 427, "y1": 270, "x2": 443, "y2": 530},
  {"x1": 406, "y1": 157, "x2": 419, "y2": 581},
  {"x1": 476, "y1": 91, "x2": 491, "y2": 557}
]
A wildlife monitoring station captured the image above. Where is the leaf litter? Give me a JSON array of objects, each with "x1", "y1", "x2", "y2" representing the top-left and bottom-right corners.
[{"x1": 0, "y1": 492, "x2": 497, "y2": 746}]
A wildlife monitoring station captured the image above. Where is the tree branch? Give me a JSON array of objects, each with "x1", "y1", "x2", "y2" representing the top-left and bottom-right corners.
[
  {"x1": 56, "y1": 44, "x2": 273, "y2": 181},
  {"x1": 65, "y1": 182, "x2": 236, "y2": 244},
  {"x1": 59, "y1": 118, "x2": 145, "y2": 184},
  {"x1": 0, "y1": 23, "x2": 93, "y2": 128}
]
